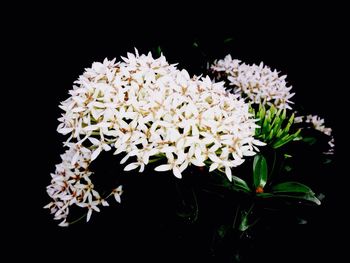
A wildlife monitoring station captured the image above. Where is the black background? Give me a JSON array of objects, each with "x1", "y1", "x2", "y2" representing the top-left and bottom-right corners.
[{"x1": 9, "y1": 3, "x2": 347, "y2": 262}]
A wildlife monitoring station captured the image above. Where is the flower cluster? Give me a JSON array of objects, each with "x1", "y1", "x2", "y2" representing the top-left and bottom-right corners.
[
  {"x1": 46, "y1": 50, "x2": 263, "y2": 225},
  {"x1": 44, "y1": 143, "x2": 123, "y2": 226},
  {"x1": 47, "y1": 48, "x2": 335, "y2": 229},
  {"x1": 295, "y1": 114, "x2": 335, "y2": 154},
  {"x1": 211, "y1": 55, "x2": 294, "y2": 110}
]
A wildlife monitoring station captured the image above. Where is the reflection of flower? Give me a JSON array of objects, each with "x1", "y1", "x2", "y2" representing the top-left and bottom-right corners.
[
  {"x1": 47, "y1": 50, "x2": 263, "y2": 226},
  {"x1": 211, "y1": 55, "x2": 294, "y2": 109}
]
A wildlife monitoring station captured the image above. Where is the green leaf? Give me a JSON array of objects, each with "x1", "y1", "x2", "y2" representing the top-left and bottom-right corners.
[
  {"x1": 262, "y1": 112, "x2": 271, "y2": 135},
  {"x1": 253, "y1": 154, "x2": 268, "y2": 189},
  {"x1": 267, "y1": 128, "x2": 275, "y2": 141},
  {"x1": 257, "y1": 191, "x2": 321, "y2": 205},
  {"x1": 268, "y1": 193, "x2": 321, "y2": 205},
  {"x1": 271, "y1": 116, "x2": 283, "y2": 138},
  {"x1": 256, "y1": 193, "x2": 274, "y2": 198},
  {"x1": 155, "y1": 46, "x2": 162, "y2": 57},
  {"x1": 281, "y1": 108, "x2": 286, "y2": 120},
  {"x1": 272, "y1": 129, "x2": 300, "y2": 148},
  {"x1": 231, "y1": 175, "x2": 251, "y2": 193},
  {"x1": 282, "y1": 113, "x2": 295, "y2": 134},
  {"x1": 269, "y1": 105, "x2": 276, "y2": 116},
  {"x1": 209, "y1": 172, "x2": 251, "y2": 193},
  {"x1": 271, "y1": 181, "x2": 314, "y2": 194},
  {"x1": 258, "y1": 104, "x2": 266, "y2": 125},
  {"x1": 276, "y1": 128, "x2": 284, "y2": 139}
]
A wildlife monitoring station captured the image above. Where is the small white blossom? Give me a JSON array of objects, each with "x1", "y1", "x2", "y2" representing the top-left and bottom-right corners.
[{"x1": 112, "y1": 186, "x2": 123, "y2": 203}]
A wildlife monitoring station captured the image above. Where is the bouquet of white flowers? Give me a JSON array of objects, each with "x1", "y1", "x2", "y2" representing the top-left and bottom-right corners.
[{"x1": 45, "y1": 49, "x2": 334, "y2": 259}]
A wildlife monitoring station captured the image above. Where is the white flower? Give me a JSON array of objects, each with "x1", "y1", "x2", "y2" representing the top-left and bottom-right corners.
[
  {"x1": 294, "y1": 114, "x2": 335, "y2": 155},
  {"x1": 112, "y1": 186, "x2": 123, "y2": 203},
  {"x1": 45, "y1": 144, "x2": 122, "y2": 226},
  {"x1": 211, "y1": 55, "x2": 294, "y2": 109},
  {"x1": 47, "y1": 49, "x2": 264, "y2": 225},
  {"x1": 295, "y1": 114, "x2": 335, "y2": 155},
  {"x1": 77, "y1": 200, "x2": 101, "y2": 222},
  {"x1": 304, "y1": 115, "x2": 332, "y2": 136},
  {"x1": 55, "y1": 49, "x2": 261, "y2": 180},
  {"x1": 88, "y1": 137, "x2": 112, "y2": 161}
]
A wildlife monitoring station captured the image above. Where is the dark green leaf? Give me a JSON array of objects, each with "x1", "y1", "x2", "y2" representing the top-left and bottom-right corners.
[
  {"x1": 156, "y1": 46, "x2": 162, "y2": 57},
  {"x1": 257, "y1": 192, "x2": 321, "y2": 205},
  {"x1": 271, "y1": 193, "x2": 321, "y2": 205},
  {"x1": 272, "y1": 181, "x2": 314, "y2": 194},
  {"x1": 253, "y1": 154, "x2": 268, "y2": 189},
  {"x1": 256, "y1": 193, "x2": 274, "y2": 198},
  {"x1": 209, "y1": 172, "x2": 250, "y2": 193},
  {"x1": 231, "y1": 175, "x2": 251, "y2": 193}
]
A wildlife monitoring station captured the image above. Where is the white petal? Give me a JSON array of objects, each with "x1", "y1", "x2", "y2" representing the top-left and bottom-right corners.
[
  {"x1": 209, "y1": 163, "x2": 218, "y2": 172},
  {"x1": 88, "y1": 137, "x2": 100, "y2": 145},
  {"x1": 92, "y1": 206, "x2": 100, "y2": 212},
  {"x1": 160, "y1": 146, "x2": 176, "y2": 153},
  {"x1": 71, "y1": 151, "x2": 80, "y2": 165},
  {"x1": 91, "y1": 147, "x2": 102, "y2": 161},
  {"x1": 179, "y1": 160, "x2": 189, "y2": 172},
  {"x1": 84, "y1": 125, "x2": 99, "y2": 131},
  {"x1": 138, "y1": 164, "x2": 145, "y2": 173},
  {"x1": 120, "y1": 153, "x2": 131, "y2": 164},
  {"x1": 242, "y1": 150, "x2": 256, "y2": 156},
  {"x1": 154, "y1": 164, "x2": 172, "y2": 172},
  {"x1": 114, "y1": 194, "x2": 121, "y2": 203},
  {"x1": 102, "y1": 144, "x2": 111, "y2": 151},
  {"x1": 225, "y1": 166, "x2": 232, "y2": 181},
  {"x1": 102, "y1": 200, "x2": 109, "y2": 206},
  {"x1": 252, "y1": 139, "x2": 266, "y2": 146},
  {"x1": 191, "y1": 158, "x2": 205, "y2": 167},
  {"x1": 124, "y1": 162, "x2": 139, "y2": 171},
  {"x1": 209, "y1": 154, "x2": 222, "y2": 163},
  {"x1": 58, "y1": 127, "x2": 73, "y2": 135},
  {"x1": 173, "y1": 166, "x2": 182, "y2": 179},
  {"x1": 58, "y1": 220, "x2": 69, "y2": 227},
  {"x1": 86, "y1": 209, "x2": 92, "y2": 222}
]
